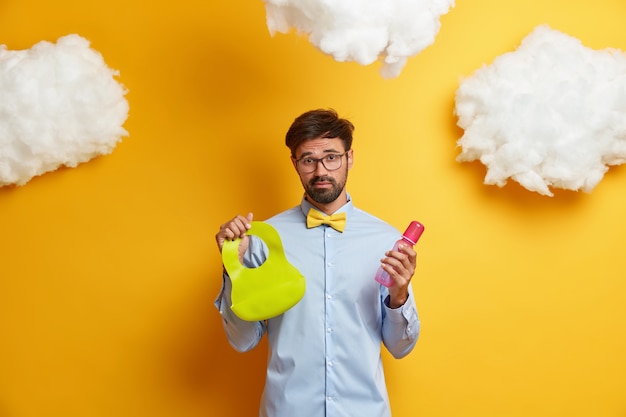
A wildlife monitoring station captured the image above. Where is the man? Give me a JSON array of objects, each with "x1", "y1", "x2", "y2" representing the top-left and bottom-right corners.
[{"x1": 214, "y1": 109, "x2": 420, "y2": 417}]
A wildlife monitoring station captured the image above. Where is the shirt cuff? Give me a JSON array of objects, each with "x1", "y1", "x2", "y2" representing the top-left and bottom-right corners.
[
  {"x1": 384, "y1": 293, "x2": 418, "y2": 324},
  {"x1": 214, "y1": 271, "x2": 233, "y2": 312}
]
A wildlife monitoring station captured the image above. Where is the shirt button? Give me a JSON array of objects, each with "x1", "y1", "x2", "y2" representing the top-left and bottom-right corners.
[
  {"x1": 327, "y1": 327, "x2": 333, "y2": 333},
  {"x1": 326, "y1": 294, "x2": 332, "y2": 299}
]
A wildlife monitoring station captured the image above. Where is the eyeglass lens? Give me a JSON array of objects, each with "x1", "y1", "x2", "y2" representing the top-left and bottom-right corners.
[{"x1": 298, "y1": 154, "x2": 344, "y2": 173}]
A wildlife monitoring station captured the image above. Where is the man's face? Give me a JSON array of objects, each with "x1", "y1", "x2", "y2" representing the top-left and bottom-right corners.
[{"x1": 292, "y1": 137, "x2": 353, "y2": 205}]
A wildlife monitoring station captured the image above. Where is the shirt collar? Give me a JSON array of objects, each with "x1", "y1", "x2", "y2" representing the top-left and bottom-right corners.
[{"x1": 299, "y1": 193, "x2": 353, "y2": 221}]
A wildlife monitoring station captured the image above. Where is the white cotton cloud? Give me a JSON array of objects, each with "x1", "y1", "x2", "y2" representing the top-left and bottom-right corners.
[
  {"x1": 0, "y1": 34, "x2": 129, "y2": 187},
  {"x1": 455, "y1": 25, "x2": 626, "y2": 197},
  {"x1": 263, "y1": 0, "x2": 454, "y2": 79}
]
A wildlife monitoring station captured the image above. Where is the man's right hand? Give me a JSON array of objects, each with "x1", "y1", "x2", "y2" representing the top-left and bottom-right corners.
[{"x1": 216, "y1": 213, "x2": 254, "y2": 262}]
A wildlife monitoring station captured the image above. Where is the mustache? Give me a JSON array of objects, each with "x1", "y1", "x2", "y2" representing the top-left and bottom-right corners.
[{"x1": 309, "y1": 176, "x2": 336, "y2": 186}]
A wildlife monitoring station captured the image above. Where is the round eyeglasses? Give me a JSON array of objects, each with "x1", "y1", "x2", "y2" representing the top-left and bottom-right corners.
[{"x1": 295, "y1": 152, "x2": 348, "y2": 174}]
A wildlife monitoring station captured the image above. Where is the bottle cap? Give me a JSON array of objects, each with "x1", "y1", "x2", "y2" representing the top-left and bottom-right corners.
[{"x1": 402, "y1": 221, "x2": 425, "y2": 245}]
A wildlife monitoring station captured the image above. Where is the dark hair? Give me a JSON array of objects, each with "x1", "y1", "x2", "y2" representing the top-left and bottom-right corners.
[{"x1": 285, "y1": 109, "x2": 354, "y2": 157}]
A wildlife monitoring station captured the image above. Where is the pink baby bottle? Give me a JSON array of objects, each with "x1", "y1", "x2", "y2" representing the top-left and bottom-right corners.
[{"x1": 374, "y1": 221, "x2": 425, "y2": 287}]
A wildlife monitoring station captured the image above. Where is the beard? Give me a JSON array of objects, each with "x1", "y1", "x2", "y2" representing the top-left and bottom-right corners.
[{"x1": 304, "y1": 173, "x2": 347, "y2": 205}]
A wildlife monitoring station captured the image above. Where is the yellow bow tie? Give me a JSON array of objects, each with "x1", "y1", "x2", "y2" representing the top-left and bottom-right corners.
[{"x1": 306, "y1": 208, "x2": 347, "y2": 233}]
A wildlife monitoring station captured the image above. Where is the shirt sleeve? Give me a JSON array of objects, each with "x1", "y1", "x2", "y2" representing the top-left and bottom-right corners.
[
  {"x1": 213, "y1": 236, "x2": 268, "y2": 352},
  {"x1": 214, "y1": 272, "x2": 267, "y2": 352},
  {"x1": 381, "y1": 285, "x2": 420, "y2": 359}
]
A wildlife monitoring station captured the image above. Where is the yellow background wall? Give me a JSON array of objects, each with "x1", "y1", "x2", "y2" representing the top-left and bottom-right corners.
[{"x1": 1, "y1": 1, "x2": 625, "y2": 416}]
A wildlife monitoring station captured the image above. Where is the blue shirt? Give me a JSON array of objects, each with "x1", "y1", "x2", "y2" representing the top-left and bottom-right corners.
[{"x1": 215, "y1": 196, "x2": 420, "y2": 417}]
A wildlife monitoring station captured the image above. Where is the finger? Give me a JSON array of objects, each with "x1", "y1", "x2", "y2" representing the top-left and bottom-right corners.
[
  {"x1": 383, "y1": 252, "x2": 414, "y2": 280},
  {"x1": 225, "y1": 215, "x2": 252, "y2": 238},
  {"x1": 384, "y1": 250, "x2": 409, "y2": 267},
  {"x1": 217, "y1": 217, "x2": 246, "y2": 245},
  {"x1": 396, "y1": 244, "x2": 417, "y2": 268},
  {"x1": 397, "y1": 243, "x2": 416, "y2": 259},
  {"x1": 381, "y1": 257, "x2": 405, "y2": 278},
  {"x1": 381, "y1": 262, "x2": 409, "y2": 286}
]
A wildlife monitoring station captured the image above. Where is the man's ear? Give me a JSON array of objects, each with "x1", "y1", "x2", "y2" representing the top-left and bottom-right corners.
[
  {"x1": 291, "y1": 156, "x2": 298, "y2": 172},
  {"x1": 347, "y1": 149, "x2": 354, "y2": 169}
]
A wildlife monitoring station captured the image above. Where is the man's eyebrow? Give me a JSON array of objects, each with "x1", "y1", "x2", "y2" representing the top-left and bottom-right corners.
[{"x1": 298, "y1": 149, "x2": 342, "y2": 158}]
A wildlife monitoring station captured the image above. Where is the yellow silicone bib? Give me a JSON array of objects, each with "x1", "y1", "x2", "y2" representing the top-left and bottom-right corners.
[{"x1": 221, "y1": 221, "x2": 306, "y2": 321}]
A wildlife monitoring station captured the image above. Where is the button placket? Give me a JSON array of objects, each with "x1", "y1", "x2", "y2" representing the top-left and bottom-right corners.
[{"x1": 323, "y1": 226, "x2": 337, "y2": 406}]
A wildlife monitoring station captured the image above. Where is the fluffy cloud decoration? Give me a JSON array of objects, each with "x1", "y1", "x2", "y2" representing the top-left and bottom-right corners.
[
  {"x1": 263, "y1": 0, "x2": 454, "y2": 79},
  {"x1": 455, "y1": 25, "x2": 626, "y2": 196},
  {"x1": 0, "y1": 34, "x2": 129, "y2": 187}
]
